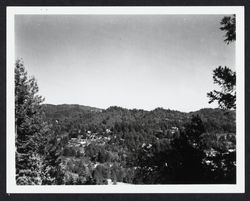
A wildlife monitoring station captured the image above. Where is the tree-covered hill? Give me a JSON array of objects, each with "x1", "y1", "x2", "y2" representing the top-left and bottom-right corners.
[
  {"x1": 42, "y1": 104, "x2": 102, "y2": 119},
  {"x1": 42, "y1": 104, "x2": 235, "y2": 135}
]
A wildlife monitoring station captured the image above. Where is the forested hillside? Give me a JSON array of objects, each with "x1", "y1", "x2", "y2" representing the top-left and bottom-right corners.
[{"x1": 40, "y1": 104, "x2": 236, "y2": 184}]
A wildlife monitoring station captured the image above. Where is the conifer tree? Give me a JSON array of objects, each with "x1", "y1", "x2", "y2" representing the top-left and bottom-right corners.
[
  {"x1": 207, "y1": 15, "x2": 236, "y2": 110},
  {"x1": 15, "y1": 59, "x2": 51, "y2": 184}
]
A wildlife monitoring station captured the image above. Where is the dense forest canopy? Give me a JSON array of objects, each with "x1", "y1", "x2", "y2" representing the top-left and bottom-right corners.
[{"x1": 39, "y1": 103, "x2": 236, "y2": 184}]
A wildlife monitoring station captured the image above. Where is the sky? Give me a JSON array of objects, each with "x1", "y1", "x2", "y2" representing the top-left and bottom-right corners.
[{"x1": 15, "y1": 15, "x2": 235, "y2": 112}]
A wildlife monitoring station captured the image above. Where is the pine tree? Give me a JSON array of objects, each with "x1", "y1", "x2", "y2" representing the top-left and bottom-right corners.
[
  {"x1": 15, "y1": 59, "x2": 51, "y2": 184},
  {"x1": 208, "y1": 15, "x2": 236, "y2": 110},
  {"x1": 207, "y1": 66, "x2": 236, "y2": 110},
  {"x1": 220, "y1": 15, "x2": 236, "y2": 44}
]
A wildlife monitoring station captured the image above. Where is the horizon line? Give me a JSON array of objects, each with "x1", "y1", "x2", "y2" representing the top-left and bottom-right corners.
[{"x1": 42, "y1": 102, "x2": 226, "y2": 113}]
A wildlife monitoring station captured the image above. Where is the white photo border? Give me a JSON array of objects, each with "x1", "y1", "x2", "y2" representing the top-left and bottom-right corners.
[{"x1": 6, "y1": 6, "x2": 245, "y2": 193}]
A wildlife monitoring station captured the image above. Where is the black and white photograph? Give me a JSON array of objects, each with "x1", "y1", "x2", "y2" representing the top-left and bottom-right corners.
[{"x1": 6, "y1": 7, "x2": 245, "y2": 193}]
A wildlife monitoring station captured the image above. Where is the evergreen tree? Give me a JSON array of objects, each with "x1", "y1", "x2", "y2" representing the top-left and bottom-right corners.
[
  {"x1": 207, "y1": 66, "x2": 236, "y2": 110},
  {"x1": 15, "y1": 59, "x2": 51, "y2": 184},
  {"x1": 208, "y1": 15, "x2": 236, "y2": 110},
  {"x1": 220, "y1": 15, "x2": 236, "y2": 44}
]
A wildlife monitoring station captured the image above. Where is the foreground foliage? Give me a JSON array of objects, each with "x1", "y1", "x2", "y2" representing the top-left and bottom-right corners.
[{"x1": 15, "y1": 59, "x2": 63, "y2": 185}]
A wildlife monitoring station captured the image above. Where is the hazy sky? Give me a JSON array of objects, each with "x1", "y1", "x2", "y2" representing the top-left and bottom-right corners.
[{"x1": 15, "y1": 15, "x2": 235, "y2": 112}]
